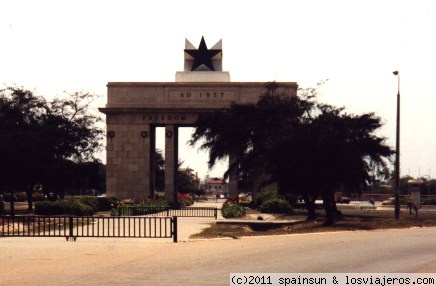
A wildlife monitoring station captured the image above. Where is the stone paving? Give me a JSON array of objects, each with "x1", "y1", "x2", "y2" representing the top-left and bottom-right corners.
[{"x1": 176, "y1": 200, "x2": 225, "y2": 241}]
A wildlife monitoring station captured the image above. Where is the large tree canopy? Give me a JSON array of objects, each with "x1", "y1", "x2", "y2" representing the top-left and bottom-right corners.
[
  {"x1": 191, "y1": 83, "x2": 393, "y2": 224},
  {"x1": 0, "y1": 86, "x2": 104, "y2": 209}
]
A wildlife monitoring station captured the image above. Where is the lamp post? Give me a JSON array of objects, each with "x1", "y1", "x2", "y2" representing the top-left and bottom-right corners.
[{"x1": 393, "y1": 70, "x2": 400, "y2": 220}]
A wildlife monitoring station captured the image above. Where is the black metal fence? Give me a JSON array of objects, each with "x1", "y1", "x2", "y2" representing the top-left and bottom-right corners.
[
  {"x1": 117, "y1": 206, "x2": 218, "y2": 219},
  {"x1": 0, "y1": 215, "x2": 178, "y2": 242}
]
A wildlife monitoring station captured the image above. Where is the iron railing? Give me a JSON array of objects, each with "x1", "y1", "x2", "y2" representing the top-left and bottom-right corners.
[
  {"x1": 0, "y1": 215, "x2": 178, "y2": 242},
  {"x1": 117, "y1": 206, "x2": 218, "y2": 219}
]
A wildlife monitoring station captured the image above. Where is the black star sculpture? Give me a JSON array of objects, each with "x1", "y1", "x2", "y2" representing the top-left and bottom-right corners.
[{"x1": 185, "y1": 36, "x2": 221, "y2": 71}]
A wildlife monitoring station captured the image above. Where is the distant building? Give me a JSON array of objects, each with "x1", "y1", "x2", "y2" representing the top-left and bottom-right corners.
[{"x1": 207, "y1": 177, "x2": 229, "y2": 196}]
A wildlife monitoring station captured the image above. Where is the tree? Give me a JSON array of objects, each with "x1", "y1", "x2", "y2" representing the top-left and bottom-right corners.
[
  {"x1": 177, "y1": 168, "x2": 199, "y2": 194},
  {"x1": 0, "y1": 87, "x2": 49, "y2": 213},
  {"x1": 154, "y1": 149, "x2": 165, "y2": 192},
  {"x1": 0, "y1": 86, "x2": 104, "y2": 212},
  {"x1": 191, "y1": 83, "x2": 393, "y2": 224},
  {"x1": 272, "y1": 104, "x2": 393, "y2": 224},
  {"x1": 0, "y1": 87, "x2": 48, "y2": 190},
  {"x1": 49, "y1": 91, "x2": 103, "y2": 162},
  {"x1": 152, "y1": 151, "x2": 200, "y2": 196}
]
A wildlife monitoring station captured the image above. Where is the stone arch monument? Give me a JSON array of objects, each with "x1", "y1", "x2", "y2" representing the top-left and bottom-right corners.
[{"x1": 100, "y1": 37, "x2": 298, "y2": 202}]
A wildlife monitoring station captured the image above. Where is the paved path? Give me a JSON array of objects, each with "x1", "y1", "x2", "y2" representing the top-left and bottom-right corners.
[
  {"x1": 2, "y1": 226, "x2": 436, "y2": 285},
  {"x1": 3, "y1": 199, "x2": 436, "y2": 286},
  {"x1": 177, "y1": 200, "x2": 225, "y2": 241}
]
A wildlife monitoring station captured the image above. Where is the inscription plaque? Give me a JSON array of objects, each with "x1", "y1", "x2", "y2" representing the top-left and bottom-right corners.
[{"x1": 167, "y1": 90, "x2": 237, "y2": 101}]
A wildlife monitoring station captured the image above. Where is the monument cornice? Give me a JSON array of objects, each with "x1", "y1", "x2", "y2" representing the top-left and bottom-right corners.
[
  {"x1": 107, "y1": 81, "x2": 298, "y2": 88},
  {"x1": 99, "y1": 107, "x2": 226, "y2": 114},
  {"x1": 104, "y1": 81, "x2": 299, "y2": 111}
]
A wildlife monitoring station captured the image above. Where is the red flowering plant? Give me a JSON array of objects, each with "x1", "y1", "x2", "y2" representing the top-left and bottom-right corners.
[{"x1": 178, "y1": 192, "x2": 194, "y2": 206}]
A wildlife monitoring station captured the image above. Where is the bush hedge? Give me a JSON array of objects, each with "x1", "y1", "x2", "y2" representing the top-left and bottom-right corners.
[
  {"x1": 69, "y1": 201, "x2": 94, "y2": 216},
  {"x1": 78, "y1": 196, "x2": 99, "y2": 212},
  {"x1": 138, "y1": 199, "x2": 169, "y2": 208},
  {"x1": 259, "y1": 197, "x2": 293, "y2": 214},
  {"x1": 114, "y1": 199, "x2": 170, "y2": 216},
  {"x1": 253, "y1": 192, "x2": 292, "y2": 214},
  {"x1": 34, "y1": 199, "x2": 95, "y2": 216},
  {"x1": 221, "y1": 201, "x2": 246, "y2": 218},
  {"x1": 254, "y1": 191, "x2": 285, "y2": 209}
]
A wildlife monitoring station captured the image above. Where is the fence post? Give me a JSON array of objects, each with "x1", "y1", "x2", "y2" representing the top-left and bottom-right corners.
[
  {"x1": 214, "y1": 207, "x2": 218, "y2": 219},
  {"x1": 69, "y1": 216, "x2": 74, "y2": 239},
  {"x1": 172, "y1": 216, "x2": 178, "y2": 243}
]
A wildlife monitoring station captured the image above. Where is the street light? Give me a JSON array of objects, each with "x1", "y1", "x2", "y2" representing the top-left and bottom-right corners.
[{"x1": 393, "y1": 70, "x2": 400, "y2": 220}]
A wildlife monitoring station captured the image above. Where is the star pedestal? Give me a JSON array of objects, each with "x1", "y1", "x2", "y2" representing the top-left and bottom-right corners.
[
  {"x1": 175, "y1": 71, "x2": 230, "y2": 82},
  {"x1": 175, "y1": 36, "x2": 230, "y2": 82}
]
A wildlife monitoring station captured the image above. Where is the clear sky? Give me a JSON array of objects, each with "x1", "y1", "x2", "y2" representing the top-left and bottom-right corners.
[{"x1": 1, "y1": 0, "x2": 435, "y2": 181}]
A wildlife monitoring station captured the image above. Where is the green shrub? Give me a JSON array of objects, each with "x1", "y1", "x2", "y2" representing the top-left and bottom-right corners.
[
  {"x1": 78, "y1": 196, "x2": 99, "y2": 212},
  {"x1": 34, "y1": 199, "x2": 95, "y2": 216},
  {"x1": 254, "y1": 191, "x2": 286, "y2": 209},
  {"x1": 34, "y1": 201, "x2": 65, "y2": 215},
  {"x1": 137, "y1": 199, "x2": 169, "y2": 215},
  {"x1": 179, "y1": 198, "x2": 194, "y2": 207},
  {"x1": 69, "y1": 201, "x2": 94, "y2": 216},
  {"x1": 138, "y1": 199, "x2": 169, "y2": 208},
  {"x1": 259, "y1": 197, "x2": 293, "y2": 214},
  {"x1": 221, "y1": 202, "x2": 246, "y2": 218},
  {"x1": 114, "y1": 199, "x2": 169, "y2": 216}
]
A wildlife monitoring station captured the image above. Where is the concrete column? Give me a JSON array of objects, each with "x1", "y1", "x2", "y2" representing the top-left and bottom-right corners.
[
  {"x1": 105, "y1": 123, "x2": 151, "y2": 200},
  {"x1": 228, "y1": 154, "x2": 239, "y2": 199},
  {"x1": 141, "y1": 125, "x2": 152, "y2": 199},
  {"x1": 164, "y1": 125, "x2": 178, "y2": 204},
  {"x1": 105, "y1": 124, "x2": 116, "y2": 198}
]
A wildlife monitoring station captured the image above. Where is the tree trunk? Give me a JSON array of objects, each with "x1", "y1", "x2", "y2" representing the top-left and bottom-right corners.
[
  {"x1": 10, "y1": 189, "x2": 15, "y2": 217},
  {"x1": 302, "y1": 193, "x2": 317, "y2": 220},
  {"x1": 329, "y1": 192, "x2": 342, "y2": 217},
  {"x1": 26, "y1": 189, "x2": 33, "y2": 211},
  {"x1": 321, "y1": 192, "x2": 334, "y2": 225}
]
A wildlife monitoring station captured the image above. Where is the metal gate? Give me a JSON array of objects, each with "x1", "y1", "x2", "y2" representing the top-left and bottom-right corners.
[{"x1": 0, "y1": 216, "x2": 178, "y2": 242}]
